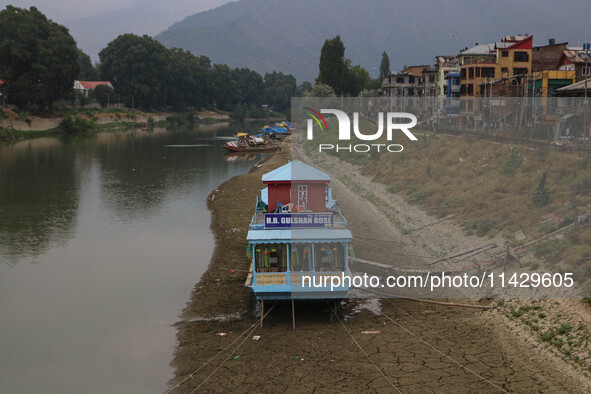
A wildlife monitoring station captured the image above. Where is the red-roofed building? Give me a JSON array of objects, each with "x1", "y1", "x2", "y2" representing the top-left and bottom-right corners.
[{"x1": 73, "y1": 80, "x2": 114, "y2": 96}]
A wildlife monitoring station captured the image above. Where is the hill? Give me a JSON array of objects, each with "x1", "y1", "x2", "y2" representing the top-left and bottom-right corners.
[
  {"x1": 155, "y1": 0, "x2": 591, "y2": 82},
  {"x1": 64, "y1": 0, "x2": 230, "y2": 62}
]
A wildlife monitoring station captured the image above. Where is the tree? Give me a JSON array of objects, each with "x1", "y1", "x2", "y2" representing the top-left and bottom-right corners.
[
  {"x1": 90, "y1": 84, "x2": 115, "y2": 107},
  {"x1": 264, "y1": 71, "x2": 297, "y2": 112},
  {"x1": 209, "y1": 64, "x2": 236, "y2": 111},
  {"x1": 303, "y1": 84, "x2": 336, "y2": 97},
  {"x1": 316, "y1": 35, "x2": 347, "y2": 95},
  {"x1": 0, "y1": 6, "x2": 79, "y2": 111},
  {"x1": 379, "y1": 51, "x2": 391, "y2": 83},
  {"x1": 164, "y1": 49, "x2": 210, "y2": 110},
  {"x1": 298, "y1": 81, "x2": 312, "y2": 95},
  {"x1": 344, "y1": 65, "x2": 371, "y2": 97},
  {"x1": 99, "y1": 34, "x2": 169, "y2": 109},
  {"x1": 76, "y1": 48, "x2": 98, "y2": 80},
  {"x1": 231, "y1": 68, "x2": 265, "y2": 108}
]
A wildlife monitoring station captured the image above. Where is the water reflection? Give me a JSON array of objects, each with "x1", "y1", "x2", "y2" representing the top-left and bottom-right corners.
[
  {"x1": 0, "y1": 122, "x2": 265, "y2": 393},
  {"x1": 0, "y1": 138, "x2": 80, "y2": 264},
  {"x1": 0, "y1": 124, "x2": 260, "y2": 264}
]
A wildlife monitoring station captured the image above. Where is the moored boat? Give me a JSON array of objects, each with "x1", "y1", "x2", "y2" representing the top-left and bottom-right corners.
[{"x1": 223, "y1": 140, "x2": 280, "y2": 152}]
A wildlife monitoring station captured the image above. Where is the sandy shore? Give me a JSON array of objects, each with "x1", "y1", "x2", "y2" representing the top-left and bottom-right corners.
[{"x1": 167, "y1": 142, "x2": 591, "y2": 393}]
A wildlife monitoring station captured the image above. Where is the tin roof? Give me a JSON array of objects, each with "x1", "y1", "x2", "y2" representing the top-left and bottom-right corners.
[
  {"x1": 554, "y1": 78, "x2": 591, "y2": 92},
  {"x1": 460, "y1": 43, "x2": 495, "y2": 55},
  {"x1": 262, "y1": 160, "x2": 331, "y2": 182}
]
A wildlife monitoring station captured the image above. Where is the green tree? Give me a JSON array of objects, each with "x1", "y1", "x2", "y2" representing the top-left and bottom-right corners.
[
  {"x1": 0, "y1": 6, "x2": 79, "y2": 111},
  {"x1": 99, "y1": 34, "x2": 169, "y2": 109},
  {"x1": 164, "y1": 49, "x2": 210, "y2": 110},
  {"x1": 264, "y1": 71, "x2": 296, "y2": 112},
  {"x1": 298, "y1": 81, "x2": 313, "y2": 95},
  {"x1": 90, "y1": 84, "x2": 115, "y2": 107},
  {"x1": 316, "y1": 35, "x2": 347, "y2": 95},
  {"x1": 210, "y1": 64, "x2": 237, "y2": 111},
  {"x1": 345, "y1": 65, "x2": 371, "y2": 96},
  {"x1": 303, "y1": 84, "x2": 336, "y2": 97},
  {"x1": 76, "y1": 48, "x2": 98, "y2": 80},
  {"x1": 231, "y1": 68, "x2": 265, "y2": 108},
  {"x1": 379, "y1": 51, "x2": 391, "y2": 83}
]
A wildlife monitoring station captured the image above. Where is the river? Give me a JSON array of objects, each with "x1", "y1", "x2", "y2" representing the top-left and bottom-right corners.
[{"x1": 0, "y1": 123, "x2": 265, "y2": 393}]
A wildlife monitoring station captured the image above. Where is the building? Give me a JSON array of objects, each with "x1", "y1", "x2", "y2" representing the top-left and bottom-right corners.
[
  {"x1": 531, "y1": 70, "x2": 576, "y2": 97},
  {"x1": 381, "y1": 65, "x2": 429, "y2": 97},
  {"x1": 73, "y1": 80, "x2": 114, "y2": 96},
  {"x1": 245, "y1": 160, "x2": 353, "y2": 325},
  {"x1": 532, "y1": 39, "x2": 568, "y2": 72},
  {"x1": 423, "y1": 66, "x2": 439, "y2": 97},
  {"x1": 556, "y1": 48, "x2": 591, "y2": 82},
  {"x1": 553, "y1": 77, "x2": 591, "y2": 97},
  {"x1": 444, "y1": 72, "x2": 461, "y2": 98},
  {"x1": 436, "y1": 56, "x2": 460, "y2": 97},
  {"x1": 460, "y1": 35, "x2": 533, "y2": 98}
]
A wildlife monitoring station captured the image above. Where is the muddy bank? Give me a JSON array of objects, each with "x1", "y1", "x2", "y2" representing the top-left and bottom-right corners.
[{"x1": 168, "y1": 146, "x2": 590, "y2": 393}]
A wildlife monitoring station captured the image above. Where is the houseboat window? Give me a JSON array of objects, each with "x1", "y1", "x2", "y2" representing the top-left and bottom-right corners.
[
  {"x1": 290, "y1": 244, "x2": 313, "y2": 272},
  {"x1": 254, "y1": 244, "x2": 287, "y2": 272},
  {"x1": 314, "y1": 243, "x2": 345, "y2": 272}
]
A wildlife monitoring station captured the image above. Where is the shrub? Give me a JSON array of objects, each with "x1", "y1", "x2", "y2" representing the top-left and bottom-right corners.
[
  {"x1": 500, "y1": 148, "x2": 523, "y2": 175},
  {"x1": 59, "y1": 116, "x2": 94, "y2": 134},
  {"x1": 532, "y1": 186, "x2": 552, "y2": 207}
]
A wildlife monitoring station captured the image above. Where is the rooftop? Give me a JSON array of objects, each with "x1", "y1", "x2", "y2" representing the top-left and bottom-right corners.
[
  {"x1": 460, "y1": 43, "x2": 495, "y2": 56},
  {"x1": 554, "y1": 78, "x2": 591, "y2": 92},
  {"x1": 262, "y1": 160, "x2": 331, "y2": 182},
  {"x1": 76, "y1": 81, "x2": 112, "y2": 89}
]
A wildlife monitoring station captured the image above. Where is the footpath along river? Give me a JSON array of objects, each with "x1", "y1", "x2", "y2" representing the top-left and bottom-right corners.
[{"x1": 0, "y1": 122, "x2": 267, "y2": 393}]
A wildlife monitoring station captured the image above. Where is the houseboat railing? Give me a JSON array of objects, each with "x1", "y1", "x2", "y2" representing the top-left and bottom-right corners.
[{"x1": 248, "y1": 198, "x2": 348, "y2": 230}]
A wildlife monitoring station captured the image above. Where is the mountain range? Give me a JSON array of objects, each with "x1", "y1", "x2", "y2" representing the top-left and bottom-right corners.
[
  {"x1": 154, "y1": 0, "x2": 591, "y2": 82},
  {"x1": 64, "y1": 0, "x2": 230, "y2": 63}
]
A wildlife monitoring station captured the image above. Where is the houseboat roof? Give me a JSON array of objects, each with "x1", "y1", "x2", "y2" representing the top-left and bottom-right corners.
[{"x1": 262, "y1": 160, "x2": 331, "y2": 182}]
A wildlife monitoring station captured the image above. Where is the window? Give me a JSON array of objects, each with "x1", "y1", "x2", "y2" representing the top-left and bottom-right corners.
[
  {"x1": 583, "y1": 66, "x2": 591, "y2": 76},
  {"x1": 476, "y1": 67, "x2": 481, "y2": 77},
  {"x1": 396, "y1": 77, "x2": 404, "y2": 84},
  {"x1": 469, "y1": 68, "x2": 474, "y2": 79},
  {"x1": 461, "y1": 68, "x2": 466, "y2": 80},
  {"x1": 467, "y1": 84, "x2": 474, "y2": 95},
  {"x1": 290, "y1": 244, "x2": 312, "y2": 272},
  {"x1": 409, "y1": 76, "x2": 415, "y2": 84},
  {"x1": 513, "y1": 68, "x2": 528, "y2": 76},
  {"x1": 429, "y1": 75, "x2": 435, "y2": 83},
  {"x1": 255, "y1": 244, "x2": 287, "y2": 272},
  {"x1": 502, "y1": 50, "x2": 509, "y2": 57},
  {"x1": 514, "y1": 51, "x2": 529, "y2": 62},
  {"x1": 501, "y1": 67, "x2": 509, "y2": 74},
  {"x1": 314, "y1": 243, "x2": 345, "y2": 272},
  {"x1": 482, "y1": 67, "x2": 495, "y2": 78},
  {"x1": 460, "y1": 85, "x2": 465, "y2": 95}
]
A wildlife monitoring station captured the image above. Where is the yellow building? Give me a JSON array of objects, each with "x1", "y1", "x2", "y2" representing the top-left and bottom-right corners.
[
  {"x1": 532, "y1": 70, "x2": 576, "y2": 97},
  {"x1": 460, "y1": 36, "x2": 533, "y2": 97}
]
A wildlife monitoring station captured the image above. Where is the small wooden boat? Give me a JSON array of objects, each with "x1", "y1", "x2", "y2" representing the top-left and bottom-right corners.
[{"x1": 223, "y1": 140, "x2": 280, "y2": 152}]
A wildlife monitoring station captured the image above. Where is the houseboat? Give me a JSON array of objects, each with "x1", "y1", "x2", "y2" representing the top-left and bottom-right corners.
[{"x1": 245, "y1": 160, "x2": 353, "y2": 326}]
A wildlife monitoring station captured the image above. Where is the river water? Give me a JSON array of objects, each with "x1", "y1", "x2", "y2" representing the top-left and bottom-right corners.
[{"x1": 0, "y1": 123, "x2": 264, "y2": 393}]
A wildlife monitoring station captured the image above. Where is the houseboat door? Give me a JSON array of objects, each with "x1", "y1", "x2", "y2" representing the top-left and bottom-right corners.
[{"x1": 297, "y1": 184, "x2": 308, "y2": 212}]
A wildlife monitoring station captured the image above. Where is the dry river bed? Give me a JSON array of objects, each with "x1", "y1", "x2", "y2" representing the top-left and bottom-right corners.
[{"x1": 167, "y1": 147, "x2": 591, "y2": 393}]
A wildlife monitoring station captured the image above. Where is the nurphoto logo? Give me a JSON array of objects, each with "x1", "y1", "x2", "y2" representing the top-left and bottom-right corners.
[{"x1": 305, "y1": 108, "x2": 419, "y2": 153}]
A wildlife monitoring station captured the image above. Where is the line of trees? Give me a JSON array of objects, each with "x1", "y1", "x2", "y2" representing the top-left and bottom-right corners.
[{"x1": 0, "y1": 6, "x2": 297, "y2": 113}]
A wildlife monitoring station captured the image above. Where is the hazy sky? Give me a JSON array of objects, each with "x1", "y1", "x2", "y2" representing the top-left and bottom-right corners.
[{"x1": 2, "y1": 0, "x2": 135, "y2": 22}]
